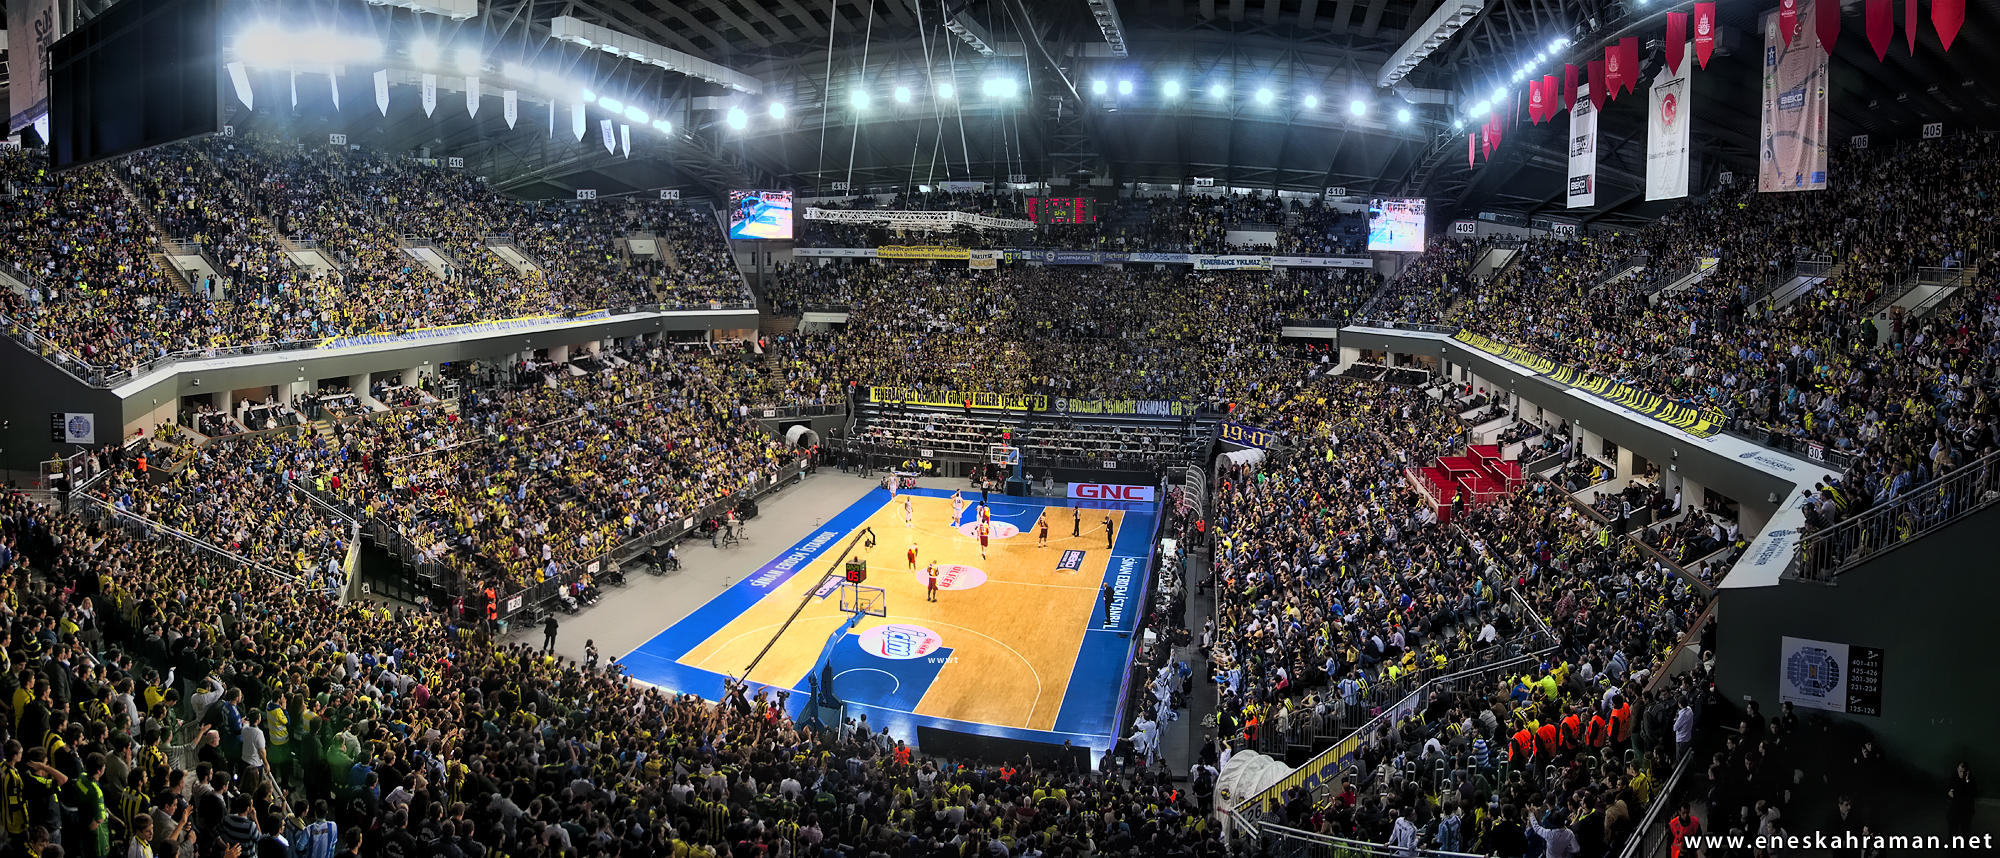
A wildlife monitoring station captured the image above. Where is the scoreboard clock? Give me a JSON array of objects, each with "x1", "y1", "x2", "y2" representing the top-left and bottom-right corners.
[
  {"x1": 844, "y1": 558, "x2": 868, "y2": 584},
  {"x1": 1027, "y1": 197, "x2": 1096, "y2": 224}
]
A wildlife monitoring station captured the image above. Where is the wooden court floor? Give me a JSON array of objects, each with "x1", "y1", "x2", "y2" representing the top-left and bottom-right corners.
[{"x1": 675, "y1": 493, "x2": 1129, "y2": 732}]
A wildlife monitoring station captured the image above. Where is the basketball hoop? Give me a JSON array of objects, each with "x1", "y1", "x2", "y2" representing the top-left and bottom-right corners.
[{"x1": 989, "y1": 444, "x2": 1021, "y2": 466}]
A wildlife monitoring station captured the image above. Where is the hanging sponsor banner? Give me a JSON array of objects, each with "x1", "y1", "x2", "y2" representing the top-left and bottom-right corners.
[
  {"x1": 1647, "y1": 43, "x2": 1693, "y2": 201},
  {"x1": 937, "y1": 181, "x2": 986, "y2": 191},
  {"x1": 374, "y1": 69, "x2": 390, "y2": 116},
  {"x1": 572, "y1": 103, "x2": 587, "y2": 141},
  {"x1": 1452, "y1": 330, "x2": 1728, "y2": 437},
  {"x1": 1054, "y1": 398, "x2": 1196, "y2": 417},
  {"x1": 1780, "y1": 637, "x2": 1885, "y2": 715},
  {"x1": 1760, "y1": 6, "x2": 1830, "y2": 192},
  {"x1": 1194, "y1": 255, "x2": 1272, "y2": 271},
  {"x1": 1567, "y1": 84, "x2": 1597, "y2": 208},
  {"x1": 290, "y1": 69, "x2": 298, "y2": 108},
  {"x1": 466, "y1": 76, "x2": 480, "y2": 117},
  {"x1": 503, "y1": 90, "x2": 518, "y2": 128},
  {"x1": 421, "y1": 73, "x2": 438, "y2": 117},
  {"x1": 1218, "y1": 422, "x2": 1280, "y2": 449},
  {"x1": 620, "y1": 124, "x2": 631, "y2": 157},
  {"x1": 6, "y1": 0, "x2": 54, "y2": 133},
  {"x1": 330, "y1": 66, "x2": 340, "y2": 110},
  {"x1": 600, "y1": 119, "x2": 615, "y2": 153},
  {"x1": 49, "y1": 412, "x2": 93, "y2": 444},
  {"x1": 227, "y1": 62, "x2": 254, "y2": 110},
  {"x1": 1695, "y1": 3, "x2": 1718, "y2": 68},
  {"x1": 1068, "y1": 483, "x2": 1157, "y2": 502},
  {"x1": 868, "y1": 388, "x2": 1047, "y2": 411},
  {"x1": 968, "y1": 249, "x2": 998, "y2": 270},
  {"x1": 876, "y1": 245, "x2": 971, "y2": 261}
]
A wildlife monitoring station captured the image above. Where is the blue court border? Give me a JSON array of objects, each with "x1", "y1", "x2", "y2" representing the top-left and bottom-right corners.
[{"x1": 617, "y1": 486, "x2": 1157, "y2": 755}]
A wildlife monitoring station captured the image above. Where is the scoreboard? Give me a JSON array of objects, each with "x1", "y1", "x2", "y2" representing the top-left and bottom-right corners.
[{"x1": 1027, "y1": 197, "x2": 1096, "y2": 224}]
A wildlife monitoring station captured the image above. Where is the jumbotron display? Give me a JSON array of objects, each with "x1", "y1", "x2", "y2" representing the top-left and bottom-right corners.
[
  {"x1": 1367, "y1": 198, "x2": 1427, "y2": 252},
  {"x1": 1027, "y1": 197, "x2": 1096, "y2": 224},
  {"x1": 728, "y1": 189, "x2": 794, "y2": 240}
]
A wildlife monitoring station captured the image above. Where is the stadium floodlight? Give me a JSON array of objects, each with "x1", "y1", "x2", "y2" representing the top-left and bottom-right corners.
[
  {"x1": 1118, "y1": 80, "x2": 1133, "y2": 95},
  {"x1": 624, "y1": 105, "x2": 648, "y2": 123},
  {"x1": 1397, "y1": 107, "x2": 1412, "y2": 123},
  {"x1": 1209, "y1": 83, "x2": 1225, "y2": 98},
  {"x1": 981, "y1": 78, "x2": 1018, "y2": 97},
  {"x1": 1085, "y1": 0, "x2": 1129, "y2": 57},
  {"x1": 938, "y1": 82, "x2": 955, "y2": 99},
  {"x1": 236, "y1": 24, "x2": 383, "y2": 67},
  {"x1": 1163, "y1": 80, "x2": 1181, "y2": 97},
  {"x1": 726, "y1": 107, "x2": 748, "y2": 129},
  {"x1": 894, "y1": 86, "x2": 912, "y2": 103},
  {"x1": 364, "y1": 0, "x2": 476, "y2": 21},
  {"x1": 943, "y1": 11, "x2": 998, "y2": 57},
  {"x1": 652, "y1": 119, "x2": 673, "y2": 134},
  {"x1": 455, "y1": 46, "x2": 480, "y2": 74},
  {"x1": 1350, "y1": 99, "x2": 1367, "y2": 116},
  {"x1": 1092, "y1": 80, "x2": 1108, "y2": 95},
  {"x1": 599, "y1": 96, "x2": 624, "y2": 113},
  {"x1": 768, "y1": 102, "x2": 786, "y2": 119},
  {"x1": 1452, "y1": 118, "x2": 1462, "y2": 129},
  {"x1": 550, "y1": 16, "x2": 762, "y2": 94},
  {"x1": 851, "y1": 88, "x2": 871, "y2": 108},
  {"x1": 1255, "y1": 88, "x2": 1273, "y2": 105},
  {"x1": 1303, "y1": 94, "x2": 1319, "y2": 109},
  {"x1": 411, "y1": 40, "x2": 439, "y2": 68},
  {"x1": 580, "y1": 89, "x2": 597, "y2": 103},
  {"x1": 1377, "y1": 0, "x2": 1486, "y2": 87}
]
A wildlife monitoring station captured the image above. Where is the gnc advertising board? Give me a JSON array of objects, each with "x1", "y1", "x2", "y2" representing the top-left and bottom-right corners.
[{"x1": 1067, "y1": 483, "x2": 1156, "y2": 502}]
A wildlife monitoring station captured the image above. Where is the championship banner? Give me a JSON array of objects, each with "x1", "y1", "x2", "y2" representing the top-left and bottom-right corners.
[
  {"x1": 421, "y1": 73, "x2": 438, "y2": 117},
  {"x1": 465, "y1": 76, "x2": 480, "y2": 118},
  {"x1": 1193, "y1": 255, "x2": 1272, "y2": 271},
  {"x1": 503, "y1": 90, "x2": 518, "y2": 128},
  {"x1": 6, "y1": 0, "x2": 54, "y2": 133},
  {"x1": 968, "y1": 249, "x2": 998, "y2": 270},
  {"x1": 374, "y1": 69, "x2": 390, "y2": 116},
  {"x1": 572, "y1": 102, "x2": 587, "y2": 141},
  {"x1": 1646, "y1": 44, "x2": 1693, "y2": 201},
  {"x1": 1760, "y1": 6, "x2": 1830, "y2": 193},
  {"x1": 1452, "y1": 330, "x2": 1728, "y2": 437},
  {"x1": 876, "y1": 245, "x2": 971, "y2": 261},
  {"x1": 1567, "y1": 84, "x2": 1598, "y2": 208}
]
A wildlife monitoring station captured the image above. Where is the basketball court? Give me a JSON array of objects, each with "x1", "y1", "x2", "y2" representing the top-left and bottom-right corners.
[{"x1": 618, "y1": 485, "x2": 1159, "y2": 752}]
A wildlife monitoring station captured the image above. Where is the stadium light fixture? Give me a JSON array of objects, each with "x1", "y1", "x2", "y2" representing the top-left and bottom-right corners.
[
  {"x1": 411, "y1": 40, "x2": 440, "y2": 68},
  {"x1": 981, "y1": 78, "x2": 1018, "y2": 97},
  {"x1": 851, "y1": 88, "x2": 871, "y2": 108},
  {"x1": 1377, "y1": 0, "x2": 1484, "y2": 87},
  {"x1": 894, "y1": 86, "x2": 912, "y2": 103},
  {"x1": 455, "y1": 46, "x2": 481, "y2": 74},
  {"x1": 236, "y1": 25, "x2": 382, "y2": 67},
  {"x1": 1092, "y1": 80, "x2": 1108, "y2": 95},
  {"x1": 1163, "y1": 80, "x2": 1181, "y2": 98},
  {"x1": 599, "y1": 96, "x2": 625, "y2": 112},
  {"x1": 1118, "y1": 80, "x2": 1133, "y2": 95},
  {"x1": 726, "y1": 107, "x2": 748, "y2": 129},
  {"x1": 1209, "y1": 83, "x2": 1225, "y2": 98},
  {"x1": 768, "y1": 102, "x2": 786, "y2": 119},
  {"x1": 1303, "y1": 94, "x2": 1319, "y2": 109},
  {"x1": 580, "y1": 89, "x2": 597, "y2": 103},
  {"x1": 1349, "y1": 99, "x2": 1367, "y2": 116},
  {"x1": 652, "y1": 119, "x2": 673, "y2": 134},
  {"x1": 938, "y1": 82, "x2": 955, "y2": 99},
  {"x1": 1255, "y1": 88, "x2": 1273, "y2": 105},
  {"x1": 364, "y1": 0, "x2": 476, "y2": 21},
  {"x1": 1452, "y1": 118, "x2": 1462, "y2": 129},
  {"x1": 1397, "y1": 107, "x2": 1412, "y2": 123},
  {"x1": 624, "y1": 105, "x2": 647, "y2": 123}
]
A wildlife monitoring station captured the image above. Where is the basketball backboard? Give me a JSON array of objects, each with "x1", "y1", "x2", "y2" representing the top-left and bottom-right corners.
[{"x1": 840, "y1": 583, "x2": 887, "y2": 617}]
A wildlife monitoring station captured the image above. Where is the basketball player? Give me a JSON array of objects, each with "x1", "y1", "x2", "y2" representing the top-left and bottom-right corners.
[
  {"x1": 1037, "y1": 512, "x2": 1049, "y2": 547},
  {"x1": 979, "y1": 503, "x2": 992, "y2": 525},
  {"x1": 907, "y1": 542, "x2": 919, "y2": 571},
  {"x1": 951, "y1": 490, "x2": 966, "y2": 526},
  {"x1": 902, "y1": 494, "x2": 915, "y2": 528},
  {"x1": 926, "y1": 561, "x2": 940, "y2": 602},
  {"x1": 977, "y1": 520, "x2": 990, "y2": 560}
]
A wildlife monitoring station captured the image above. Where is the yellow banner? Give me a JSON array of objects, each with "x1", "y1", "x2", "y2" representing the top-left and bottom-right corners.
[
  {"x1": 968, "y1": 249, "x2": 999, "y2": 270},
  {"x1": 1453, "y1": 330, "x2": 1727, "y2": 438},
  {"x1": 869, "y1": 387, "x2": 1047, "y2": 411},
  {"x1": 877, "y1": 245, "x2": 972, "y2": 261}
]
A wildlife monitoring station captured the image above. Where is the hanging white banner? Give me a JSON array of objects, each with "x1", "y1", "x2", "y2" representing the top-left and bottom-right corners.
[
  {"x1": 290, "y1": 69, "x2": 298, "y2": 108},
  {"x1": 374, "y1": 69, "x2": 390, "y2": 116},
  {"x1": 1566, "y1": 83, "x2": 1597, "y2": 209},
  {"x1": 620, "y1": 124, "x2": 630, "y2": 158},
  {"x1": 227, "y1": 62, "x2": 254, "y2": 110},
  {"x1": 503, "y1": 90, "x2": 518, "y2": 128},
  {"x1": 329, "y1": 66, "x2": 340, "y2": 111},
  {"x1": 465, "y1": 76, "x2": 479, "y2": 118},
  {"x1": 421, "y1": 73, "x2": 438, "y2": 117},
  {"x1": 572, "y1": 103, "x2": 586, "y2": 141},
  {"x1": 600, "y1": 119, "x2": 615, "y2": 153},
  {"x1": 1646, "y1": 44, "x2": 1693, "y2": 201},
  {"x1": 548, "y1": 99, "x2": 555, "y2": 137},
  {"x1": 1758, "y1": 6, "x2": 1830, "y2": 192},
  {"x1": 6, "y1": 0, "x2": 54, "y2": 134}
]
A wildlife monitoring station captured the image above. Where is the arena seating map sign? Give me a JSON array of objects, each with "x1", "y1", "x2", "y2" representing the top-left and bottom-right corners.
[
  {"x1": 1451, "y1": 330, "x2": 1728, "y2": 438},
  {"x1": 1780, "y1": 636, "x2": 1885, "y2": 716}
]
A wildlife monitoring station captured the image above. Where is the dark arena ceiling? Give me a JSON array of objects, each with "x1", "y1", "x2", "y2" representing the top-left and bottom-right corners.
[{"x1": 106, "y1": 0, "x2": 2000, "y2": 226}]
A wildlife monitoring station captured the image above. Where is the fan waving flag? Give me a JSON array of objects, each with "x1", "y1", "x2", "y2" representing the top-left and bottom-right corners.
[
  {"x1": 1695, "y1": 3, "x2": 1718, "y2": 68},
  {"x1": 1667, "y1": 12, "x2": 1688, "y2": 73}
]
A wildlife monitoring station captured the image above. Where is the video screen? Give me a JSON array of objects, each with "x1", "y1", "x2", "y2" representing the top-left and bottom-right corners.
[
  {"x1": 728, "y1": 190, "x2": 793, "y2": 240},
  {"x1": 1367, "y1": 198, "x2": 1426, "y2": 252}
]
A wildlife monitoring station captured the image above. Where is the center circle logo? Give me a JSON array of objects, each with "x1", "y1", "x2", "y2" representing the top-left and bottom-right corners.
[
  {"x1": 856, "y1": 623, "x2": 944, "y2": 660},
  {"x1": 915, "y1": 564, "x2": 987, "y2": 591},
  {"x1": 958, "y1": 521, "x2": 1021, "y2": 539}
]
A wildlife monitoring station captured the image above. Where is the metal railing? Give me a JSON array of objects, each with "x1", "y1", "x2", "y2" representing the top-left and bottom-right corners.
[
  {"x1": 752, "y1": 403, "x2": 847, "y2": 419},
  {"x1": 80, "y1": 498, "x2": 295, "y2": 581},
  {"x1": 1230, "y1": 813, "x2": 1488, "y2": 858},
  {"x1": 1794, "y1": 448, "x2": 2000, "y2": 580}
]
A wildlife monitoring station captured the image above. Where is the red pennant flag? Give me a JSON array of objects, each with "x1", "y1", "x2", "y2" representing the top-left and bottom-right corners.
[
  {"x1": 1619, "y1": 38, "x2": 1640, "y2": 94},
  {"x1": 1588, "y1": 60, "x2": 1607, "y2": 111},
  {"x1": 1492, "y1": 112, "x2": 1502, "y2": 148},
  {"x1": 1511, "y1": 92, "x2": 1520, "y2": 129},
  {"x1": 1817, "y1": 0, "x2": 1841, "y2": 53},
  {"x1": 1604, "y1": 46, "x2": 1623, "y2": 101},
  {"x1": 1470, "y1": 131, "x2": 1477, "y2": 169},
  {"x1": 1529, "y1": 79, "x2": 1545, "y2": 123},
  {"x1": 1935, "y1": 0, "x2": 1964, "y2": 49},
  {"x1": 1544, "y1": 75, "x2": 1560, "y2": 118},
  {"x1": 1906, "y1": 0, "x2": 1918, "y2": 53},
  {"x1": 1780, "y1": 0, "x2": 1800, "y2": 46},
  {"x1": 1667, "y1": 12, "x2": 1688, "y2": 73},
  {"x1": 1866, "y1": 0, "x2": 1893, "y2": 58},
  {"x1": 1482, "y1": 121, "x2": 1493, "y2": 160},
  {"x1": 1694, "y1": 3, "x2": 1718, "y2": 69},
  {"x1": 1563, "y1": 64, "x2": 1578, "y2": 110}
]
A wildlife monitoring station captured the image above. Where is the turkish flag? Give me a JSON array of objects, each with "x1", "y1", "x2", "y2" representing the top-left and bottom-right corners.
[
  {"x1": 1817, "y1": 0, "x2": 1841, "y2": 53},
  {"x1": 1935, "y1": 0, "x2": 1964, "y2": 49},
  {"x1": 1544, "y1": 75, "x2": 1560, "y2": 118},
  {"x1": 1563, "y1": 64, "x2": 1579, "y2": 110},
  {"x1": 1604, "y1": 45, "x2": 1623, "y2": 101},
  {"x1": 1694, "y1": 3, "x2": 1718, "y2": 69},
  {"x1": 1588, "y1": 60, "x2": 1607, "y2": 111},
  {"x1": 1620, "y1": 38, "x2": 1640, "y2": 94},
  {"x1": 1667, "y1": 12, "x2": 1688, "y2": 74},
  {"x1": 1780, "y1": 0, "x2": 1800, "y2": 46},
  {"x1": 1867, "y1": 0, "x2": 1893, "y2": 58}
]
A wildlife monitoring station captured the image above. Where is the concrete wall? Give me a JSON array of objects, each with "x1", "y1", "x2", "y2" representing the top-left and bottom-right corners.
[
  {"x1": 0, "y1": 336, "x2": 127, "y2": 476},
  {"x1": 1717, "y1": 501, "x2": 2000, "y2": 780}
]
